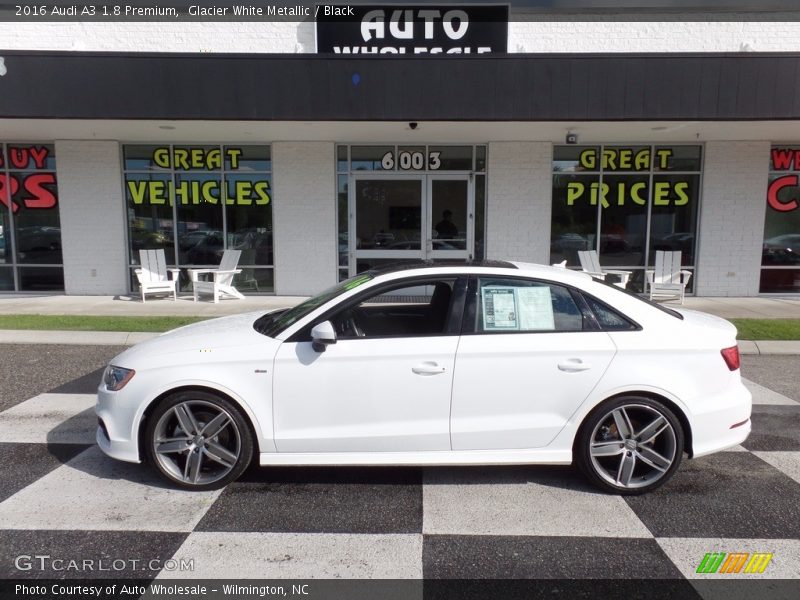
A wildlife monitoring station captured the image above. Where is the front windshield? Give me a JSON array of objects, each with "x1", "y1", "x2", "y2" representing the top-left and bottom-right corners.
[{"x1": 254, "y1": 273, "x2": 375, "y2": 337}]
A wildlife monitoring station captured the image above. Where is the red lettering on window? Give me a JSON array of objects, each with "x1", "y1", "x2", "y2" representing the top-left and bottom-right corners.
[
  {"x1": 771, "y1": 149, "x2": 796, "y2": 170},
  {"x1": 22, "y1": 173, "x2": 58, "y2": 209},
  {"x1": 0, "y1": 174, "x2": 20, "y2": 212},
  {"x1": 767, "y1": 174, "x2": 799, "y2": 212},
  {"x1": 28, "y1": 146, "x2": 49, "y2": 169},
  {"x1": 8, "y1": 147, "x2": 28, "y2": 169}
]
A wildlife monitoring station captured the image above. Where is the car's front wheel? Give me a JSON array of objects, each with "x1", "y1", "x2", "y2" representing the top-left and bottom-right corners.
[
  {"x1": 144, "y1": 390, "x2": 253, "y2": 490},
  {"x1": 576, "y1": 396, "x2": 684, "y2": 495}
]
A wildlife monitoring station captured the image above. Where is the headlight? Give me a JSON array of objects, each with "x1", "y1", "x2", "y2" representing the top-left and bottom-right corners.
[{"x1": 103, "y1": 365, "x2": 135, "y2": 391}]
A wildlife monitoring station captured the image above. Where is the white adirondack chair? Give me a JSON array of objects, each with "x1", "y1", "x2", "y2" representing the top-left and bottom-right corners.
[
  {"x1": 135, "y1": 249, "x2": 180, "y2": 302},
  {"x1": 577, "y1": 250, "x2": 632, "y2": 289},
  {"x1": 646, "y1": 250, "x2": 692, "y2": 304},
  {"x1": 188, "y1": 249, "x2": 244, "y2": 303}
]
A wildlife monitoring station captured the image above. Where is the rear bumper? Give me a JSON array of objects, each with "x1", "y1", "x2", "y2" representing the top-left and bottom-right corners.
[{"x1": 689, "y1": 381, "x2": 752, "y2": 458}]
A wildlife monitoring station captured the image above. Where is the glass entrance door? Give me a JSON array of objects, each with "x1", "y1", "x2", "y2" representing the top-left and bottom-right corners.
[
  {"x1": 428, "y1": 175, "x2": 472, "y2": 260},
  {"x1": 349, "y1": 174, "x2": 473, "y2": 274}
]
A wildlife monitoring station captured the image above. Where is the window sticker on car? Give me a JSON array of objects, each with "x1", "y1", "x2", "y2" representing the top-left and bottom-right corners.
[
  {"x1": 481, "y1": 285, "x2": 556, "y2": 332},
  {"x1": 481, "y1": 286, "x2": 518, "y2": 330},
  {"x1": 517, "y1": 287, "x2": 555, "y2": 331}
]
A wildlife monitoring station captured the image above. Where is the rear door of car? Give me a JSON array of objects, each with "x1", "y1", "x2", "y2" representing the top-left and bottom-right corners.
[{"x1": 450, "y1": 275, "x2": 617, "y2": 450}]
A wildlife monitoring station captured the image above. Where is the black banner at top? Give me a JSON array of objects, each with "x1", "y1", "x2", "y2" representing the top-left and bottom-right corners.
[{"x1": 315, "y1": 4, "x2": 509, "y2": 55}]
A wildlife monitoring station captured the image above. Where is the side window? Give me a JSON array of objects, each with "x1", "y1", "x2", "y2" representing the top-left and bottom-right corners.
[
  {"x1": 475, "y1": 277, "x2": 584, "y2": 333},
  {"x1": 331, "y1": 278, "x2": 457, "y2": 339},
  {"x1": 583, "y1": 295, "x2": 637, "y2": 331}
]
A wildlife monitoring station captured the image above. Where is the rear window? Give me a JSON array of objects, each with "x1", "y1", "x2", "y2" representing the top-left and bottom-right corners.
[
  {"x1": 592, "y1": 277, "x2": 684, "y2": 320},
  {"x1": 582, "y1": 295, "x2": 638, "y2": 331}
]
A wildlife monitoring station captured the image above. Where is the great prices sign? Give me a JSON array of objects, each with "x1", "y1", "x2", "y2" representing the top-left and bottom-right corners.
[
  {"x1": 0, "y1": 145, "x2": 58, "y2": 213},
  {"x1": 564, "y1": 147, "x2": 692, "y2": 208},
  {"x1": 316, "y1": 4, "x2": 508, "y2": 55}
]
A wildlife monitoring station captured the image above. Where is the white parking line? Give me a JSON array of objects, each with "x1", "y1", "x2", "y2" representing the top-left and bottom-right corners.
[
  {"x1": 0, "y1": 393, "x2": 97, "y2": 443},
  {"x1": 0, "y1": 446, "x2": 221, "y2": 532}
]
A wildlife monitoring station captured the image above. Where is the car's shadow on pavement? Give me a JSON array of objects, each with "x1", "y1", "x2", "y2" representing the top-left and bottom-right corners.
[{"x1": 239, "y1": 461, "x2": 598, "y2": 494}]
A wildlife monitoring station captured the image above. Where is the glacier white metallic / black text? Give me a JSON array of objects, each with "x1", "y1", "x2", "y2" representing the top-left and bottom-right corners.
[{"x1": 96, "y1": 262, "x2": 751, "y2": 494}]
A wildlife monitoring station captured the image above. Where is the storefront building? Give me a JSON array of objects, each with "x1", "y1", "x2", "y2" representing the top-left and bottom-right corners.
[{"x1": 1, "y1": 2, "x2": 800, "y2": 296}]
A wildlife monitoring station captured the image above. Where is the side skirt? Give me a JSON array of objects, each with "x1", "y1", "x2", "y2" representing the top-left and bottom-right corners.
[{"x1": 259, "y1": 448, "x2": 572, "y2": 467}]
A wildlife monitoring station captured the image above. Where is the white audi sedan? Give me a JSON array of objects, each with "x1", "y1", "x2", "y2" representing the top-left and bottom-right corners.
[{"x1": 96, "y1": 261, "x2": 751, "y2": 495}]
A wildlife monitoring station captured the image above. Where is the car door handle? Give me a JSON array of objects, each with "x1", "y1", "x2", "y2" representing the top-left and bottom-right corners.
[
  {"x1": 558, "y1": 359, "x2": 592, "y2": 372},
  {"x1": 412, "y1": 362, "x2": 446, "y2": 376}
]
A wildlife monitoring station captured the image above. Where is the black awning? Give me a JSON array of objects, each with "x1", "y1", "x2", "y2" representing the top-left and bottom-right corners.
[{"x1": 0, "y1": 51, "x2": 799, "y2": 121}]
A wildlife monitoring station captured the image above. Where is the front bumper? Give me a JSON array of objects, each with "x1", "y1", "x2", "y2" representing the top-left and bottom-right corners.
[{"x1": 95, "y1": 384, "x2": 142, "y2": 463}]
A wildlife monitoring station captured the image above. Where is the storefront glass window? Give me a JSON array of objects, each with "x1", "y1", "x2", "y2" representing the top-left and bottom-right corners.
[
  {"x1": 337, "y1": 144, "x2": 487, "y2": 278},
  {"x1": 123, "y1": 144, "x2": 273, "y2": 293},
  {"x1": 761, "y1": 145, "x2": 800, "y2": 293},
  {"x1": 551, "y1": 144, "x2": 702, "y2": 293},
  {"x1": 0, "y1": 143, "x2": 64, "y2": 291}
]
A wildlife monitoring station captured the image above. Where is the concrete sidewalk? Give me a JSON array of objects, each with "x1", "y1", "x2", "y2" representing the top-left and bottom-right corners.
[{"x1": 0, "y1": 293, "x2": 797, "y2": 353}]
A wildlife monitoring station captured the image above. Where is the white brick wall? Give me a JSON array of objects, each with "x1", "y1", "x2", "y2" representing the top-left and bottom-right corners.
[
  {"x1": 55, "y1": 140, "x2": 128, "y2": 295},
  {"x1": 0, "y1": 21, "x2": 314, "y2": 53},
  {"x1": 3, "y1": 14, "x2": 800, "y2": 53},
  {"x1": 272, "y1": 142, "x2": 337, "y2": 295},
  {"x1": 486, "y1": 142, "x2": 552, "y2": 264},
  {"x1": 696, "y1": 141, "x2": 770, "y2": 297}
]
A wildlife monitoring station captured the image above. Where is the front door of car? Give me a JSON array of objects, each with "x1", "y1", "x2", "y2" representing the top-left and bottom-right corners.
[
  {"x1": 273, "y1": 276, "x2": 466, "y2": 453},
  {"x1": 450, "y1": 276, "x2": 617, "y2": 450}
]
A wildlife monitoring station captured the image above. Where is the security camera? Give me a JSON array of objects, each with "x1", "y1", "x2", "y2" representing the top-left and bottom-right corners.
[
  {"x1": 409, "y1": 122, "x2": 418, "y2": 130},
  {"x1": 566, "y1": 132, "x2": 578, "y2": 145}
]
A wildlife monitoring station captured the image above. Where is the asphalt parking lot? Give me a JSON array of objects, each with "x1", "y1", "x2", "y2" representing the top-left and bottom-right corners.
[{"x1": 0, "y1": 344, "x2": 798, "y2": 595}]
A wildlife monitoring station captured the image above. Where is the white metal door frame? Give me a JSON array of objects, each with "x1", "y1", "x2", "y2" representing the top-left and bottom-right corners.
[{"x1": 348, "y1": 172, "x2": 474, "y2": 276}]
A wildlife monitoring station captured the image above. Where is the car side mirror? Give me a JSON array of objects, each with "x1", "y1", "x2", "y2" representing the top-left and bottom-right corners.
[{"x1": 311, "y1": 320, "x2": 337, "y2": 353}]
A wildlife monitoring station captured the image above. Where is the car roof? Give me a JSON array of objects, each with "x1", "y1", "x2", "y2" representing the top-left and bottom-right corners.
[
  {"x1": 365, "y1": 260, "x2": 593, "y2": 286},
  {"x1": 368, "y1": 259, "x2": 517, "y2": 275}
]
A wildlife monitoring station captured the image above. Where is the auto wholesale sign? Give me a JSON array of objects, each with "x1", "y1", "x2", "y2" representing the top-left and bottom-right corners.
[{"x1": 316, "y1": 4, "x2": 508, "y2": 55}]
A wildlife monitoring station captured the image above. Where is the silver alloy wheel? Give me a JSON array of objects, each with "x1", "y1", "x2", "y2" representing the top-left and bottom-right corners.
[
  {"x1": 588, "y1": 403, "x2": 677, "y2": 490},
  {"x1": 152, "y1": 399, "x2": 241, "y2": 485}
]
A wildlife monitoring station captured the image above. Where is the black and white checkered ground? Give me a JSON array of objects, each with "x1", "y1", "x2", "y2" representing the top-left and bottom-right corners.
[{"x1": 0, "y1": 355, "x2": 798, "y2": 585}]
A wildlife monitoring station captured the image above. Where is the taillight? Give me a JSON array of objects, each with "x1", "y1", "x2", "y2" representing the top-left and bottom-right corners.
[{"x1": 721, "y1": 346, "x2": 740, "y2": 371}]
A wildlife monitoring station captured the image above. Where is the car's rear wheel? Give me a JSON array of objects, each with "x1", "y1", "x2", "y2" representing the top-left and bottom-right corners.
[
  {"x1": 576, "y1": 396, "x2": 684, "y2": 495},
  {"x1": 144, "y1": 390, "x2": 253, "y2": 491}
]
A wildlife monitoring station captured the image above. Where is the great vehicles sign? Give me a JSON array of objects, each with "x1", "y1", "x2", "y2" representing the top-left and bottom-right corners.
[{"x1": 316, "y1": 4, "x2": 508, "y2": 55}]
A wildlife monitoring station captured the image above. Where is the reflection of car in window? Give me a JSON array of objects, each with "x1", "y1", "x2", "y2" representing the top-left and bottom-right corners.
[
  {"x1": 15, "y1": 226, "x2": 62, "y2": 262},
  {"x1": 179, "y1": 230, "x2": 217, "y2": 252},
  {"x1": 131, "y1": 228, "x2": 171, "y2": 251},
  {"x1": 551, "y1": 233, "x2": 589, "y2": 253},
  {"x1": 599, "y1": 234, "x2": 630, "y2": 254},
  {"x1": 763, "y1": 234, "x2": 800, "y2": 265},
  {"x1": 186, "y1": 229, "x2": 273, "y2": 266}
]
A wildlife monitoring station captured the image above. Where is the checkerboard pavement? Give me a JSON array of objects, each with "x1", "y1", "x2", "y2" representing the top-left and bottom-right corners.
[{"x1": 0, "y1": 365, "x2": 799, "y2": 589}]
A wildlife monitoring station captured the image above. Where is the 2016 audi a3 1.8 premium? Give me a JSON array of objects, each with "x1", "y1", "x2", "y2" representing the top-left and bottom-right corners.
[{"x1": 96, "y1": 261, "x2": 751, "y2": 495}]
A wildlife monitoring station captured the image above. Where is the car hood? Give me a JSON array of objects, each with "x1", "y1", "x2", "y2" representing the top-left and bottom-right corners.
[{"x1": 110, "y1": 310, "x2": 280, "y2": 368}]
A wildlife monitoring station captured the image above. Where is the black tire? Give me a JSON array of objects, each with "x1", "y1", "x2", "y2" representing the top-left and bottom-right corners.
[
  {"x1": 143, "y1": 390, "x2": 254, "y2": 491},
  {"x1": 575, "y1": 396, "x2": 685, "y2": 496}
]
